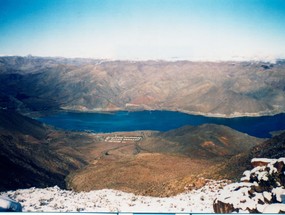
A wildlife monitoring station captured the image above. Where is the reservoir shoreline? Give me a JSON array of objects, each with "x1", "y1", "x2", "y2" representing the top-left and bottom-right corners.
[
  {"x1": 37, "y1": 110, "x2": 285, "y2": 138},
  {"x1": 60, "y1": 106, "x2": 285, "y2": 118}
]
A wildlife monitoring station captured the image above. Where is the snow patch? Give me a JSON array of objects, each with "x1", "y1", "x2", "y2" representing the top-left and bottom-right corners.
[
  {"x1": 1, "y1": 180, "x2": 228, "y2": 212},
  {"x1": 251, "y1": 158, "x2": 277, "y2": 163},
  {"x1": 263, "y1": 204, "x2": 285, "y2": 213},
  {"x1": 215, "y1": 157, "x2": 285, "y2": 213}
]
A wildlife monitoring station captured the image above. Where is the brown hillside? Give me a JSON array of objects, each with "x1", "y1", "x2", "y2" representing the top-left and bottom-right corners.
[
  {"x1": 0, "y1": 110, "x2": 88, "y2": 191},
  {"x1": 216, "y1": 131, "x2": 285, "y2": 180},
  {"x1": 68, "y1": 124, "x2": 263, "y2": 196},
  {"x1": 1, "y1": 57, "x2": 285, "y2": 117}
]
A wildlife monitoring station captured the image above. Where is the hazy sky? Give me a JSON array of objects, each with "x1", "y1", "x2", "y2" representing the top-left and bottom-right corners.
[{"x1": 1, "y1": 0, "x2": 285, "y2": 60}]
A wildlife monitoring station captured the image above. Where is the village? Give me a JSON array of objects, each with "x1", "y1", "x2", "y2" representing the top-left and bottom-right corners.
[{"x1": 104, "y1": 135, "x2": 143, "y2": 143}]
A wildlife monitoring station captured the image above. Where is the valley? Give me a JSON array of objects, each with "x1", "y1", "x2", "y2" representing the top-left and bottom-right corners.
[
  {"x1": 0, "y1": 109, "x2": 263, "y2": 197},
  {"x1": 0, "y1": 56, "x2": 285, "y2": 207},
  {"x1": 2, "y1": 0, "x2": 285, "y2": 212}
]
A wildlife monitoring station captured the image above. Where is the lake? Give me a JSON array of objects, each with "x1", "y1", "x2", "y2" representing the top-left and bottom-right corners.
[{"x1": 38, "y1": 110, "x2": 285, "y2": 138}]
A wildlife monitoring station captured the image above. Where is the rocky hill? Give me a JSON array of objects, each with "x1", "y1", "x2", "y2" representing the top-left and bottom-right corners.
[
  {"x1": 214, "y1": 158, "x2": 285, "y2": 213},
  {"x1": 1, "y1": 56, "x2": 285, "y2": 117},
  {"x1": 215, "y1": 130, "x2": 285, "y2": 180},
  {"x1": 250, "y1": 131, "x2": 285, "y2": 159},
  {"x1": 151, "y1": 124, "x2": 261, "y2": 159}
]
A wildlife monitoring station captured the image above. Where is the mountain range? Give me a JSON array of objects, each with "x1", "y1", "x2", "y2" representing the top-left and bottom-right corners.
[{"x1": 1, "y1": 56, "x2": 285, "y2": 117}]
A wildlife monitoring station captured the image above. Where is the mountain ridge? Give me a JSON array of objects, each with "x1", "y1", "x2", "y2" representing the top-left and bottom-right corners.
[{"x1": 1, "y1": 56, "x2": 285, "y2": 117}]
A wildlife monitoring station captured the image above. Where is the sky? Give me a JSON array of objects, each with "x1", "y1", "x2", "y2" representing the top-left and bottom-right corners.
[{"x1": 1, "y1": 0, "x2": 285, "y2": 60}]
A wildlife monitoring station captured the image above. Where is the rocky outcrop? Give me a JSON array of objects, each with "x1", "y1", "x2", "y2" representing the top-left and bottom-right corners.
[
  {"x1": 213, "y1": 200, "x2": 235, "y2": 213},
  {"x1": 213, "y1": 158, "x2": 285, "y2": 213}
]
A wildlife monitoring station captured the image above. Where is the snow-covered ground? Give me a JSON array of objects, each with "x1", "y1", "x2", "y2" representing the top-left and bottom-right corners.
[
  {"x1": 1, "y1": 180, "x2": 228, "y2": 212},
  {"x1": 2, "y1": 158, "x2": 285, "y2": 213},
  {"x1": 214, "y1": 158, "x2": 285, "y2": 213}
]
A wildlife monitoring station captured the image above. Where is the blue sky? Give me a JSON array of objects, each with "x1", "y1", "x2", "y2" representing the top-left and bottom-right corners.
[{"x1": 1, "y1": 0, "x2": 285, "y2": 60}]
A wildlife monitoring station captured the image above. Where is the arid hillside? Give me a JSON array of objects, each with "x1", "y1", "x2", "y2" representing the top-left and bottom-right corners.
[
  {"x1": 1, "y1": 56, "x2": 285, "y2": 117},
  {"x1": 0, "y1": 109, "x2": 89, "y2": 191},
  {"x1": 67, "y1": 124, "x2": 263, "y2": 197},
  {"x1": 214, "y1": 130, "x2": 285, "y2": 180}
]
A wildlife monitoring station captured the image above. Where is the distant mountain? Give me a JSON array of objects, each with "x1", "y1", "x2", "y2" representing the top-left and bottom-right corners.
[
  {"x1": 1, "y1": 56, "x2": 285, "y2": 117},
  {"x1": 0, "y1": 109, "x2": 88, "y2": 191}
]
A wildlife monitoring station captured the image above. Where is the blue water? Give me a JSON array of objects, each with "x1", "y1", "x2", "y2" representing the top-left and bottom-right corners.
[{"x1": 38, "y1": 110, "x2": 285, "y2": 138}]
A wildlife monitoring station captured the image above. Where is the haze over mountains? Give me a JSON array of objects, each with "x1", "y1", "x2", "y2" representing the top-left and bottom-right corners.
[{"x1": 1, "y1": 56, "x2": 285, "y2": 117}]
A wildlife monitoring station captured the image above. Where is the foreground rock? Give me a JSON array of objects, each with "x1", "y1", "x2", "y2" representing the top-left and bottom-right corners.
[{"x1": 214, "y1": 158, "x2": 285, "y2": 213}]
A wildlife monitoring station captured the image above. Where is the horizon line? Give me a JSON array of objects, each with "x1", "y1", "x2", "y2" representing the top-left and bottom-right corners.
[{"x1": 0, "y1": 54, "x2": 284, "y2": 63}]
